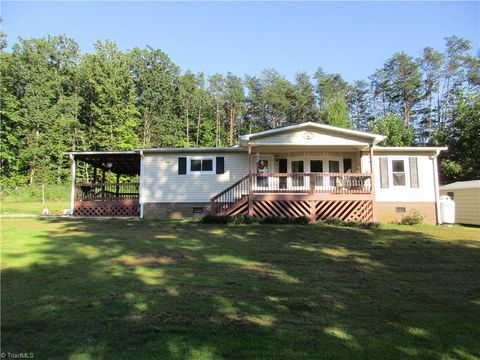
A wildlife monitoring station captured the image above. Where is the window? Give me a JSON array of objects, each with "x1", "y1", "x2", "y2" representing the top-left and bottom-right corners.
[
  {"x1": 392, "y1": 160, "x2": 406, "y2": 186},
  {"x1": 192, "y1": 207, "x2": 204, "y2": 214},
  {"x1": 188, "y1": 157, "x2": 215, "y2": 174},
  {"x1": 396, "y1": 207, "x2": 406, "y2": 213},
  {"x1": 447, "y1": 191, "x2": 454, "y2": 200},
  {"x1": 291, "y1": 160, "x2": 304, "y2": 187}
]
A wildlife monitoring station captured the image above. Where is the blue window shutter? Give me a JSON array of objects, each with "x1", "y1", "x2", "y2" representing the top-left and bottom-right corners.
[
  {"x1": 178, "y1": 157, "x2": 187, "y2": 175},
  {"x1": 216, "y1": 157, "x2": 225, "y2": 174}
]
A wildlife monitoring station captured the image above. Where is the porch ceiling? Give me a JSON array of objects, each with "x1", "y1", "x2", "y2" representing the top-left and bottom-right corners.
[{"x1": 69, "y1": 152, "x2": 140, "y2": 176}]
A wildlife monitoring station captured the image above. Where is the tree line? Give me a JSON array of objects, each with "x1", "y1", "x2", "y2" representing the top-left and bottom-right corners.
[{"x1": 1, "y1": 34, "x2": 478, "y2": 186}]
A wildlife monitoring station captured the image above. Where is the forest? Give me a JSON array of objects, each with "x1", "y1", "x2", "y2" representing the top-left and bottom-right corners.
[{"x1": 0, "y1": 34, "x2": 479, "y2": 186}]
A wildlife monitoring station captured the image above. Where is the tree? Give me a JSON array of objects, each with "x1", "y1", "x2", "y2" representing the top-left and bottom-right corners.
[
  {"x1": 261, "y1": 68, "x2": 292, "y2": 128},
  {"x1": 81, "y1": 40, "x2": 139, "y2": 151},
  {"x1": 435, "y1": 94, "x2": 480, "y2": 183},
  {"x1": 371, "y1": 114, "x2": 415, "y2": 146},
  {"x1": 129, "y1": 47, "x2": 181, "y2": 147},
  {"x1": 208, "y1": 74, "x2": 225, "y2": 146},
  {"x1": 290, "y1": 72, "x2": 317, "y2": 123},
  {"x1": 7, "y1": 36, "x2": 82, "y2": 184},
  {"x1": 223, "y1": 73, "x2": 245, "y2": 145},
  {"x1": 348, "y1": 80, "x2": 372, "y2": 131},
  {"x1": 441, "y1": 36, "x2": 471, "y2": 126},
  {"x1": 314, "y1": 68, "x2": 351, "y2": 128},
  {"x1": 418, "y1": 47, "x2": 444, "y2": 142},
  {"x1": 382, "y1": 52, "x2": 422, "y2": 128}
]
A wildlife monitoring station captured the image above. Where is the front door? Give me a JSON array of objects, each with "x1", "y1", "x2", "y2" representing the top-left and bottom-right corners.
[
  {"x1": 289, "y1": 158, "x2": 307, "y2": 191},
  {"x1": 253, "y1": 155, "x2": 273, "y2": 190}
]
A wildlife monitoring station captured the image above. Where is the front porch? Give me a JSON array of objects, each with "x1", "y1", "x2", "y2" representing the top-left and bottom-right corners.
[{"x1": 211, "y1": 143, "x2": 376, "y2": 222}]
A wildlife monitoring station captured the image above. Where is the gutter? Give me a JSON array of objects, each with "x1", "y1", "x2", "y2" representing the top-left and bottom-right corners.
[{"x1": 139, "y1": 150, "x2": 145, "y2": 219}]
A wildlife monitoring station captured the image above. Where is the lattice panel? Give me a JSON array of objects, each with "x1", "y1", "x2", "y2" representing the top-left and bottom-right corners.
[
  {"x1": 74, "y1": 202, "x2": 139, "y2": 217},
  {"x1": 228, "y1": 200, "x2": 249, "y2": 216},
  {"x1": 252, "y1": 200, "x2": 310, "y2": 218},
  {"x1": 314, "y1": 200, "x2": 373, "y2": 223}
]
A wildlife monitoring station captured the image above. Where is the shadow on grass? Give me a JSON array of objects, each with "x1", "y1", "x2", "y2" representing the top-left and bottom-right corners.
[{"x1": 2, "y1": 218, "x2": 480, "y2": 359}]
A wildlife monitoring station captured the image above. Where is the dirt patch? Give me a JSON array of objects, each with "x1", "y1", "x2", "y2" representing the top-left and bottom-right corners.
[{"x1": 119, "y1": 250, "x2": 193, "y2": 266}]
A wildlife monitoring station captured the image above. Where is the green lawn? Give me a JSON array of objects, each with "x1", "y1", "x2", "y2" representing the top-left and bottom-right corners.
[
  {"x1": 1, "y1": 218, "x2": 479, "y2": 359},
  {"x1": 0, "y1": 201, "x2": 70, "y2": 215}
]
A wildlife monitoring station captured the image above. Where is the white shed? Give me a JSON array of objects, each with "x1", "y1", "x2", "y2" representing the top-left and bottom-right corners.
[{"x1": 440, "y1": 180, "x2": 480, "y2": 226}]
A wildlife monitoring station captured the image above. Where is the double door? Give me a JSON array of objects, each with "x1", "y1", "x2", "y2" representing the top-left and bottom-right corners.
[{"x1": 288, "y1": 158, "x2": 343, "y2": 190}]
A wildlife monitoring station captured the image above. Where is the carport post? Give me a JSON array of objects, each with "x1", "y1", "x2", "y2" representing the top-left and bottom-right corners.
[{"x1": 70, "y1": 154, "x2": 76, "y2": 215}]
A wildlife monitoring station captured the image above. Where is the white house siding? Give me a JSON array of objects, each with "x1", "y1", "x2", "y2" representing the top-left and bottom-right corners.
[
  {"x1": 362, "y1": 152, "x2": 438, "y2": 224},
  {"x1": 373, "y1": 153, "x2": 436, "y2": 202},
  {"x1": 142, "y1": 152, "x2": 249, "y2": 203},
  {"x1": 440, "y1": 188, "x2": 480, "y2": 225},
  {"x1": 250, "y1": 130, "x2": 370, "y2": 147}
]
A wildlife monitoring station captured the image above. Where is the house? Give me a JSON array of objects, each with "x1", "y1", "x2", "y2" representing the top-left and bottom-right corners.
[
  {"x1": 440, "y1": 180, "x2": 480, "y2": 225},
  {"x1": 66, "y1": 122, "x2": 447, "y2": 223}
]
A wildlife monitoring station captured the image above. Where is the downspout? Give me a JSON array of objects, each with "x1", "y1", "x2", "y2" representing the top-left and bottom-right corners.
[
  {"x1": 432, "y1": 149, "x2": 442, "y2": 225},
  {"x1": 69, "y1": 154, "x2": 76, "y2": 216},
  {"x1": 139, "y1": 151, "x2": 145, "y2": 219}
]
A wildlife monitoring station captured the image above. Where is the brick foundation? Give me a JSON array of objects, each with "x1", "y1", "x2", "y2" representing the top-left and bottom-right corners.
[
  {"x1": 143, "y1": 202, "x2": 211, "y2": 219},
  {"x1": 375, "y1": 202, "x2": 437, "y2": 224}
]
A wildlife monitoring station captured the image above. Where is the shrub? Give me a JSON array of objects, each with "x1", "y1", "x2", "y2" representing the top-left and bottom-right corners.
[
  {"x1": 259, "y1": 216, "x2": 310, "y2": 225},
  {"x1": 399, "y1": 210, "x2": 424, "y2": 225},
  {"x1": 317, "y1": 218, "x2": 380, "y2": 229},
  {"x1": 200, "y1": 215, "x2": 231, "y2": 224},
  {"x1": 200, "y1": 214, "x2": 310, "y2": 225}
]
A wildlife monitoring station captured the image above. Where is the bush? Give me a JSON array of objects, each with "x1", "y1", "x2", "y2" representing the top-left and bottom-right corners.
[
  {"x1": 200, "y1": 214, "x2": 310, "y2": 225},
  {"x1": 399, "y1": 210, "x2": 423, "y2": 225},
  {"x1": 259, "y1": 216, "x2": 310, "y2": 225},
  {"x1": 200, "y1": 215, "x2": 231, "y2": 224},
  {"x1": 318, "y1": 218, "x2": 380, "y2": 229}
]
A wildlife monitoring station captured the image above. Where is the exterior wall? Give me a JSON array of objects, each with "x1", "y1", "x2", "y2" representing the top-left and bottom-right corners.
[
  {"x1": 361, "y1": 152, "x2": 437, "y2": 203},
  {"x1": 375, "y1": 202, "x2": 437, "y2": 224},
  {"x1": 144, "y1": 202, "x2": 211, "y2": 219},
  {"x1": 142, "y1": 152, "x2": 248, "y2": 203},
  {"x1": 440, "y1": 188, "x2": 480, "y2": 225},
  {"x1": 250, "y1": 129, "x2": 370, "y2": 146}
]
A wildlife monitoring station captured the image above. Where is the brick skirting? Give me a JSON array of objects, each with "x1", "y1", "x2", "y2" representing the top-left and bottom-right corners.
[
  {"x1": 143, "y1": 202, "x2": 211, "y2": 219},
  {"x1": 375, "y1": 202, "x2": 437, "y2": 224}
]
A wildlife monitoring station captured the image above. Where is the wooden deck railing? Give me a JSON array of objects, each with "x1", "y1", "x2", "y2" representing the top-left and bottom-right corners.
[
  {"x1": 210, "y1": 175, "x2": 249, "y2": 215},
  {"x1": 75, "y1": 182, "x2": 139, "y2": 201},
  {"x1": 251, "y1": 172, "x2": 372, "y2": 194}
]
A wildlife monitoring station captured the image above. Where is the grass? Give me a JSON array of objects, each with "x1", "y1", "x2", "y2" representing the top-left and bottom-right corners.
[
  {"x1": 0, "y1": 201, "x2": 70, "y2": 215},
  {"x1": 1, "y1": 184, "x2": 70, "y2": 215},
  {"x1": 1, "y1": 218, "x2": 480, "y2": 359}
]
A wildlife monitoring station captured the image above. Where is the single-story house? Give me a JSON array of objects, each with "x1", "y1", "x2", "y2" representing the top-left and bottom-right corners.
[
  {"x1": 440, "y1": 180, "x2": 480, "y2": 225},
  {"x1": 66, "y1": 122, "x2": 447, "y2": 223}
]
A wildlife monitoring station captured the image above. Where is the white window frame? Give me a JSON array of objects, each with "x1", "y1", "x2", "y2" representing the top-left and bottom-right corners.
[
  {"x1": 390, "y1": 157, "x2": 409, "y2": 188},
  {"x1": 187, "y1": 156, "x2": 216, "y2": 175}
]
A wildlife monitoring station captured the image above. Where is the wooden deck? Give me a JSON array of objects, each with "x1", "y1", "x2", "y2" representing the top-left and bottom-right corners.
[
  {"x1": 211, "y1": 172, "x2": 374, "y2": 222},
  {"x1": 74, "y1": 183, "x2": 139, "y2": 216}
]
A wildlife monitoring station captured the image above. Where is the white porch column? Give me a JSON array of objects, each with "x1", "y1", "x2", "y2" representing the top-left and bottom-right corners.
[
  {"x1": 432, "y1": 150, "x2": 442, "y2": 225},
  {"x1": 69, "y1": 154, "x2": 76, "y2": 216},
  {"x1": 139, "y1": 151, "x2": 145, "y2": 219}
]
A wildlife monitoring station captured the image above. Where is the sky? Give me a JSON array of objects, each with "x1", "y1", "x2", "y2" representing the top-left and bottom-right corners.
[{"x1": 2, "y1": 1, "x2": 479, "y2": 82}]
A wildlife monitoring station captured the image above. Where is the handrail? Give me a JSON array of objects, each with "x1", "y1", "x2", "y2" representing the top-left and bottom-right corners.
[
  {"x1": 251, "y1": 172, "x2": 372, "y2": 194},
  {"x1": 211, "y1": 175, "x2": 249, "y2": 215},
  {"x1": 210, "y1": 174, "x2": 249, "y2": 203},
  {"x1": 75, "y1": 182, "x2": 139, "y2": 201}
]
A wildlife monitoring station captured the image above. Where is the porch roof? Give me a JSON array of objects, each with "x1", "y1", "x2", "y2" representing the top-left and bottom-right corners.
[
  {"x1": 239, "y1": 122, "x2": 385, "y2": 145},
  {"x1": 66, "y1": 151, "x2": 140, "y2": 176}
]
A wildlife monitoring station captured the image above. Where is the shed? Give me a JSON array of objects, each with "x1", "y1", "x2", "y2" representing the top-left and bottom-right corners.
[{"x1": 440, "y1": 180, "x2": 480, "y2": 225}]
